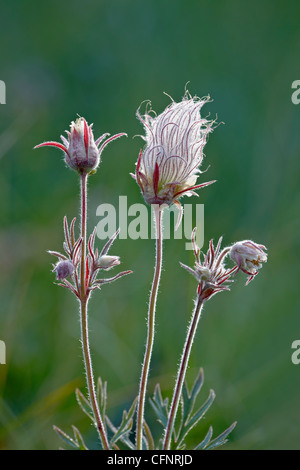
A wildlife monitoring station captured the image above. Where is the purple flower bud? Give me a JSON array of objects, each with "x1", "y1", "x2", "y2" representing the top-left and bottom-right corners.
[
  {"x1": 34, "y1": 117, "x2": 127, "y2": 175},
  {"x1": 53, "y1": 259, "x2": 75, "y2": 280},
  {"x1": 64, "y1": 117, "x2": 100, "y2": 173}
]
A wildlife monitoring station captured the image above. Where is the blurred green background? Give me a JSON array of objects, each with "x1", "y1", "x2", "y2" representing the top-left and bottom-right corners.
[{"x1": 0, "y1": 0, "x2": 299, "y2": 450}]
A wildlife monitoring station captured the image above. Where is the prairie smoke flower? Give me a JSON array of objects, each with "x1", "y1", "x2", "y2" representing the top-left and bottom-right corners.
[
  {"x1": 132, "y1": 93, "x2": 216, "y2": 211},
  {"x1": 230, "y1": 240, "x2": 268, "y2": 284},
  {"x1": 180, "y1": 229, "x2": 238, "y2": 301},
  {"x1": 35, "y1": 117, "x2": 126, "y2": 174}
]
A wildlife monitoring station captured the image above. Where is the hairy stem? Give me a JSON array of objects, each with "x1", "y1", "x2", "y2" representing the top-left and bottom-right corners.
[
  {"x1": 136, "y1": 205, "x2": 163, "y2": 450},
  {"x1": 80, "y1": 172, "x2": 87, "y2": 300},
  {"x1": 163, "y1": 295, "x2": 204, "y2": 450},
  {"x1": 79, "y1": 172, "x2": 110, "y2": 450}
]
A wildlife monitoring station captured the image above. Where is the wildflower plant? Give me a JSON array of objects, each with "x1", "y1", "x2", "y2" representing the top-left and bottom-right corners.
[
  {"x1": 162, "y1": 232, "x2": 267, "y2": 449},
  {"x1": 131, "y1": 91, "x2": 267, "y2": 450},
  {"x1": 35, "y1": 117, "x2": 131, "y2": 450},
  {"x1": 35, "y1": 92, "x2": 268, "y2": 451},
  {"x1": 132, "y1": 91, "x2": 217, "y2": 449}
]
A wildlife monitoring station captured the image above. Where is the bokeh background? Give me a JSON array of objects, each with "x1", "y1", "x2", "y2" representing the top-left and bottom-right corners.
[{"x1": 0, "y1": 0, "x2": 299, "y2": 450}]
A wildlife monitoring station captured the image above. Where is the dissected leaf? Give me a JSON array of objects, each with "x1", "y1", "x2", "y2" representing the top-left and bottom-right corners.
[
  {"x1": 106, "y1": 416, "x2": 135, "y2": 450},
  {"x1": 53, "y1": 424, "x2": 89, "y2": 450},
  {"x1": 75, "y1": 388, "x2": 94, "y2": 422},
  {"x1": 149, "y1": 383, "x2": 169, "y2": 428},
  {"x1": 194, "y1": 426, "x2": 213, "y2": 450},
  {"x1": 72, "y1": 425, "x2": 89, "y2": 450},
  {"x1": 96, "y1": 376, "x2": 108, "y2": 422},
  {"x1": 205, "y1": 421, "x2": 237, "y2": 450},
  {"x1": 180, "y1": 368, "x2": 204, "y2": 433},
  {"x1": 108, "y1": 397, "x2": 138, "y2": 447},
  {"x1": 176, "y1": 389, "x2": 215, "y2": 448},
  {"x1": 53, "y1": 425, "x2": 78, "y2": 449}
]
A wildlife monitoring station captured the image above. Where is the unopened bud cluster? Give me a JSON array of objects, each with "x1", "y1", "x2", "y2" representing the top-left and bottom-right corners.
[{"x1": 181, "y1": 229, "x2": 268, "y2": 301}]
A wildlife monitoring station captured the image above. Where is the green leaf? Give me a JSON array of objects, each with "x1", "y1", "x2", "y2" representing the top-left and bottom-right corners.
[
  {"x1": 143, "y1": 420, "x2": 155, "y2": 450},
  {"x1": 194, "y1": 426, "x2": 213, "y2": 450},
  {"x1": 205, "y1": 421, "x2": 237, "y2": 450},
  {"x1": 149, "y1": 384, "x2": 169, "y2": 428},
  {"x1": 75, "y1": 388, "x2": 94, "y2": 422},
  {"x1": 176, "y1": 389, "x2": 215, "y2": 448},
  {"x1": 109, "y1": 397, "x2": 138, "y2": 447},
  {"x1": 72, "y1": 425, "x2": 89, "y2": 450},
  {"x1": 106, "y1": 416, "x2": 135, "y2": 450},
  {"x1": 96, "y1": 377, "x2": 108, "y2": 427},
  {"x1": 96, "y1": 376, "x2": 109, "y2": 436},
  {"x1": 53, "y1": 425, "x2": 78, "y2": 449},
  {"x1": 181, "y1": 368, "x2": 204, "y2": 426},
  {"x1": 53, "y1": 424, "x2": 89, "y2": 450}
]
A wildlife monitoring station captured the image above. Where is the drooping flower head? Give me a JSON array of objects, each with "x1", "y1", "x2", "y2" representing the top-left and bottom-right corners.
[
  {"x1": 35, "y1": 117, "x2": 126, "y2": 174},
  {"x1": 180, "y1": 228, "x2": 238, "y2": 301},
  {"x1": 229, "y1": 240, "x2": 268, "y2": 285},
  {"x1": 181, "y1": 231, "x2": 268, "y2": 300},
  {"x1": 132, "y1": 92, "x2": 216, "y2": 210}
]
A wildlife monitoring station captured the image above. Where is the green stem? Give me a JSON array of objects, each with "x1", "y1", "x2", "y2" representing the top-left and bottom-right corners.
[
  {"x1": 79, "y1": 173, "x2": 110, "y2": 450},
  {"x1": 136, "y1": 205, "x2": 163, "y2": 450},
  {"x1": 163, "y1": 295, "x2": 204, "y2": 450}
]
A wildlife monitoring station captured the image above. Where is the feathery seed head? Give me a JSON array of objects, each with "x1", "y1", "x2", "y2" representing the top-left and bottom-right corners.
[{"x1": 132, "y1": 92, "x2": 216, "y2": 208}]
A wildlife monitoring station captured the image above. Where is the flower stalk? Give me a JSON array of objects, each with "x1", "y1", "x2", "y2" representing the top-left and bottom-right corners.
[
  {"x1": 133, "y1": 92, "x2": 216, "y2": 450},
  {"x1": 163, "y1": 295, "x2": 204, "y2": 450},
  {"x1": 136, "y1": 205, "x2": 163, "y2": 450},
  {"x1": 79, "y1": 173, "x2": 110, "y2": 450},
  {"x1": 162, "y1": 231, "x2": 267, "y2": 449}
]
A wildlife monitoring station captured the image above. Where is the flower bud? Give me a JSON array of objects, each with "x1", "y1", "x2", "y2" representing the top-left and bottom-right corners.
[
  {"x1": 64, "y1": 117, "x2": 100, "y2": 173},
  {"x1": 34, "y1": 117, "x2": 127, "y2": 175},
  {"x1": 229, "y1": 240, "x2": 267, "y2": 283},
  {"x1": 97, "y1": 255, "x2": 120, "y2": 270},
  {"x1": 195, "y1": 266, "x2": 212, "y2": 282},
  {"x1": 53, "y1": 259, "x2": 75, "y2": 280},
  {"x1": 180, "y1": 232, "x2": 237, "y2": 301}
]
